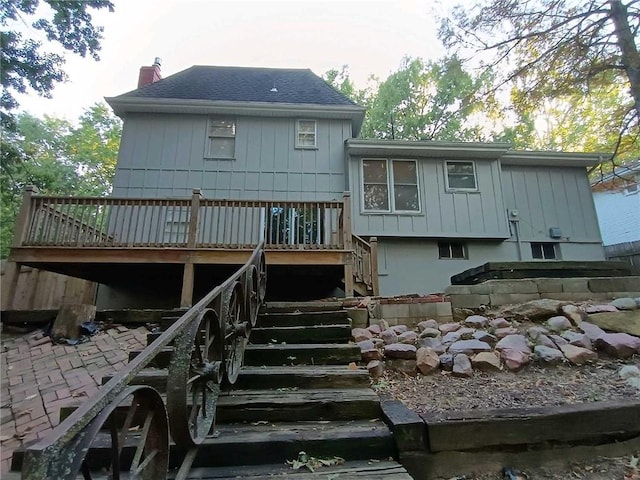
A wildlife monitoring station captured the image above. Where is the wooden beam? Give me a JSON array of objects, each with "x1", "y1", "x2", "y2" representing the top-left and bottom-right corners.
[
  {"x1": 342, "y1": 192, "x2": 354, "y2": 297},
  {"x1": 180, "y1": 262, "x2": 194, "y2": 308},
  {"x1": 370, "y1": 237, "x2": 380, "y2": 296}
]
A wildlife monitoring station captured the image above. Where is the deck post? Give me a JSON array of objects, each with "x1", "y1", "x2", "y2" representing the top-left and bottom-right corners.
[
  {"x1": 187, "y1": 189, "x2": 201, "y2": 248},
  {"x1": 370, "y1": 237, "x2": 380, "y2": 296},
  {"x1": 180, "y1": 189, "x2": 201, "y2": 308},
  {"x1": 4, "y1": 185, "x2": 38, "y2": 310},
  {"x1": 180, "y1": 261, "x2": 195, "y2": 308},
  {"x1": 342, "y1": 192, "x2": 354, "y2": 297}
]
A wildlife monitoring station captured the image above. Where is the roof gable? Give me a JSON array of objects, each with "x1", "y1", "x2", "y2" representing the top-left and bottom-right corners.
[{"x1": 114, "y1": 65, "x2": 358, "y2": 106}]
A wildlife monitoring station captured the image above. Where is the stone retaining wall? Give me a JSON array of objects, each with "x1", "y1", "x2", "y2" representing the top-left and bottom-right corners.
[
  {"x1": 343, "y1": 295, "x2": 453, "y2": 329},
  {"x1": 445, "y1": 276, "x2": 640, "y2": 317}
]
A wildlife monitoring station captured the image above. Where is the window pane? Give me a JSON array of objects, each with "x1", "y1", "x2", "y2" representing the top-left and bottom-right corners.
[
  {"x1": 209, "y1": 137, "x2": 235, "y2": 158},
  {"x1": 393, "y1": 161, "x2": 417, "y2": 184},
  {"x1": 448, "y1": 174, "x2": 476, "y2": 189},
  {"x1": 394, "y1": 185, "x2": 419, "y2": 211},
  {"x1": 438, "y1": 242, "x2": 450, "y2": 258},
  {"x1": 211, "y1": 119, "x2": 235, "y2": 136},
  {"x1": 451, "y1": 243, "x2": 465, "y2": 258},
  {"x1": 447, "y1": 162, "x2": 474, "y2": 175},
  {"x1": 363, "y1": 184, "x2": 389, "y2": 210},
  {"x1": 298, "y1": 121, "x2": 315, "y2": 133},
  {"x1": 531, "y1": 243, "x2": 543, "y2": 259},
  {"x1": 363, "y1": 160, "x2": 388, "y2": 183},
  {"x1": 542, "y1": 243, "x2": 556, "y2": 259},
  {"x1": 298, "y1": 133, "x2": 316, "y2": 147}
]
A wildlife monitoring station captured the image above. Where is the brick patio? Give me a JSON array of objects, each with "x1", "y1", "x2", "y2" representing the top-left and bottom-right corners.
[{"x1": 0, "y1": 326, "x2": 148, "y2": 473}]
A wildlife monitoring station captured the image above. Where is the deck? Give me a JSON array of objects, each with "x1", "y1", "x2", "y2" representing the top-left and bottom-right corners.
[{"x1": 5, "y1": 188, "x2": 378, "y2": 307}]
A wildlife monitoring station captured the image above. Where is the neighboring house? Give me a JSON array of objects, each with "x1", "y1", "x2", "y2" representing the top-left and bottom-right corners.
[
  {"x1": 591, "y1": 161, "x2": 640, "y2": 246},
  {"x1": 5, "y1": 61, "x2": 607, "y2": 309}
]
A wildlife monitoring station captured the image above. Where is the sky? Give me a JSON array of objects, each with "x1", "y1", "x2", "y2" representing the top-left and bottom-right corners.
[{"x1": 15, "y1": 0, "x2": 447, "y2": 122}]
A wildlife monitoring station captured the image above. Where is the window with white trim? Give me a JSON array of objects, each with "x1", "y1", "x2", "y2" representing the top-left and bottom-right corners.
[
  {"x1": 438, "y1": 241, "x2": 467, "y2": 259},
  {"x1": 206, "y1": 118, "x2": 236, "y2": 158},
  {"x1": 296, "y1": 120, "x2": 317, "y2": 148},
  {"x1": 531, "y1": 242, "x2": 557, "y2": 259},
  {"x1": 445, "y1": 160, "x2": 477, "y2": 191},
  {"x1": 362, "y1": 159, "x2": 419, "y2": 212}
]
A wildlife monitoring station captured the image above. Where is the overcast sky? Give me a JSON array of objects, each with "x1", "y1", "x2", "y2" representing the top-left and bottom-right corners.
[{"x1": 15, "y1": 0, "x2": 446, "y2": 121}]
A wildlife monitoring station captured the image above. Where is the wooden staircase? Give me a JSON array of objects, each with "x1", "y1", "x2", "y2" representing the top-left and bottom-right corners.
[{"x1": 9, "y1": 302, "x2": 412, "y2": 479}]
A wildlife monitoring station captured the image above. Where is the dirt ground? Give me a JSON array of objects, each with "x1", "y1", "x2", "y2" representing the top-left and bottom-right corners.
[{"x1": 372, "y1": 357, "x2": 640, "y2": 480}]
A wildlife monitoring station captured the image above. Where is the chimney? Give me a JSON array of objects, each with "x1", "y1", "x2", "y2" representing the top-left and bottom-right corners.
[{"x1": 138, "y1": 57, "x2": 162, "y2": 88}]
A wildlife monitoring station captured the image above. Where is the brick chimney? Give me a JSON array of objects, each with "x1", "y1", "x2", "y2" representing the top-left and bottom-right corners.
[{"x1": 138, "y1": 57, "x2": 162, "y2": 88}]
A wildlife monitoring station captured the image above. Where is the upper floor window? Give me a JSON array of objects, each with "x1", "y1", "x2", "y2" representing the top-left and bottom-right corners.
[
  {"x1": 445, "y1": 160, "x2": 477, "y2": 191},
  {"x1": 296, "y1": 120, "x2": 317, "y2": 148},
  {"x1": 531, "y1": 242, "x2": 557, "y2": 260},
  {"x1": 362, "y1": 159, "x2": 419, "y2": 212},
  {"x1": 206, "y1": 118, "x2": 235, "y2": 159}
]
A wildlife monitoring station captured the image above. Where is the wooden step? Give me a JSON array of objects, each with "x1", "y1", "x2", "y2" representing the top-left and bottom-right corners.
[
  {"x1": 257, "y1": 310, "x2": 350, "y2": 327},
  {"x1": 262, "y1": 301, "x2": 345, "y2": 313},
  {"x1": 249, "y1": 324, "x2": 351, "y2": 344},
  {"x1": 103, "y1": 365, "x2": 370, "y2": 392},
  {"x1": 216, "y1": 388, "x2": 382, "y2": 423},
  {"x1": 244, "y1": 343, "x2": 361, "y2": 366},
  {"x1": 60, "y1": 387, "x2": 381, "y2": 425}
]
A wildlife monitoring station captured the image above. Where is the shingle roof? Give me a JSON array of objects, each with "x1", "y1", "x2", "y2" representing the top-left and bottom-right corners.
[{"x1": 115, "y1": 65, "x2": 358, "y2": 106}]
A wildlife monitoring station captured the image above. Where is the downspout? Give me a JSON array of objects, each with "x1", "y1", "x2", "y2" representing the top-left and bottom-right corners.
[{"x1": 510, "y1": 218, "x2": 523, "y2": 260}]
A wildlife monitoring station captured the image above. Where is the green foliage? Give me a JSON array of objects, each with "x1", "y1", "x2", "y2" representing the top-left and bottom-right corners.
[
  {"x1": 438, "y1": 0, "x2": 640, "y2": 165},
  {"x1": 0, "y1": 0, "x2": 114, "y2": 127},
  {"x1": 0, "y1": 103, "x2": 121, "y2": 257}
]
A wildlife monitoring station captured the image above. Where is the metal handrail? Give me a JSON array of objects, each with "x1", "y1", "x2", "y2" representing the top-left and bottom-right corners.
[{"x1": 21, "y1": 241, "x2": 266, "y2": 479}]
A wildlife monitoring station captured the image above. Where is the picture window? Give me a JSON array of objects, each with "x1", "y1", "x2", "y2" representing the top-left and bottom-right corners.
[{"x1": 362, "y1": 159, "x2": 419, "y2": 212}]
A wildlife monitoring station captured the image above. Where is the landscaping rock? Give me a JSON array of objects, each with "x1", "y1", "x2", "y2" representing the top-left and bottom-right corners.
[
  {"x1": 386, "y1": 359, "x2": 417, "y2": 375},
  {"x1": 367, "y1": 324, "x2": 382, "y2": 335},
  {"x1": 391, "y1": 325, "x2": 409, "y2": 335},
  {"x1": 561, "y1": 304, "x2": 587, "y2": 325},
  {"x1": 490, "y1": 317, "x2": 511, "y2": 329},
  {"x1": 610, "y1": 297, "x2": 637, "y2": 311},
  {"x1": 561, "y1": 331, "x2": 592, "y2": 349},
  {"x1": 527, "y1": 326, "x2": 549, "y2": 340},
  {"x1": 439, "y1": 323, "x2": 461, "y2": 334},
  {"x1": 417, "y1": 319, "x2": 439, "y2": 332},
  {"x1": 494, "y1": 326, "x2": 519, "y2": 338},
  {"x1": 578, "y1": 322, "x2": 607, "y2": 342},
  {"x1": 594, "y1": 333, "x2": 640, "y2": 359},
  {"x1": 398, "y1": 331, "x2": 418, "y2": 344},
  {"x1": 456, "y1": 327, "x2": 476, "y2": 340},
  {"x1": 500, "y1": 349, "x2": 530, "y2": 371},
  {"x1": 381, "y1": 329, "x2": 398, "y2": 345},
  {"x1": 416, "y1": 347, "x2": 440, "y2": 374},
  {"x1": 560, "y1": 344, "x2": 598, "y2": 365},
  {"x1": 549, "y1": 334, "x2": 568, "y2": 348},
  {"x1": 495, "y1": 334, "x2": 531, "y2": 354},
  {"x1": 472, "y1": 330, "x2": 496, "y2": 344},
  {"x1": 418, "y1": 337, "x2": 446, "y2": 355},
  {"x1": 418, "y1": 328, "x2": 441, "y2": 339},
  {"x1": 357, "y1": 340, "x2": 375, "y2": 351},
  {"x1": 588, "y1": 311, "x2": 640, "y2": 336},
  {"x1": 534, "y1": 345, "x2": 565, "y2": 364},
  {"x1": 464, "y1": 315, "x2": 488, "y2": 328},
  {"x1": 471, "y1": 352, "x2": 502, "y2": 371},
  {"x1": 441, "y1": 331, "x2": 462, "y2": 345},
  {"x1": 536, "y1": 334, "x2": 557, "y2": 349},
  {"x1": 367, "y1": 360, "x2": 384, "y2": 378},
  {"x1": 448, "y1": 339, "x2": 492, "y2": 355},
  {"x1": 503, "y1": 299, "x2": 565, "y2": 321},
  {"x1": 439, "y1": 353, "x2": 454, "y2": 371},
  {"x1": 384, "y1": 343, "x2": 417, "y2": 359},
  {"x1": 585, "y1": 304, "x2": 619, "y2": 314},
  {"x1": 352, "y1": 328, "x2": 372, "y2": 342},
  {"x1": 619, "y1": 365, "x2": 640, "y2": 380},
  {"x1": 372, "y1": 338, "x2": 385, "y2": 348},
  {"x1": 452, "y1": 354, "x2": 473, "y2": 377},
  {"x1": 362, "y1": 348, "x2": 383, "y2": 362},
  {"x1": 546, "y1": 315, "x2": 572, "y2": 332}
]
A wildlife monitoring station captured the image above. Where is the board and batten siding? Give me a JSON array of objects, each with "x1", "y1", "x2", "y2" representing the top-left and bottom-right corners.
[
  {"x1": 501, "y1": 165, "x2": 603, "y2": 243},
  {"x1": 113, "y1": 113, "x2": 352, "y2": 201},
  {"x1": 348, "y1": 156, "x2": 510, "y2": 238}
]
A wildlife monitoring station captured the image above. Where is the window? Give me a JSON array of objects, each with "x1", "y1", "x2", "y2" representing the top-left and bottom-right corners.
[
  {"x1": 362, "y1": 159, "x2": 419, "y2": 212},
  {"x1": 438, "y1": 241, "x2": 467, "y2": 259},
  {"x1": 531, "y1": 242, "x2": 557, "y2": 260},
  {"x1": 206, "y1": 118, "x2": 235, "y2": 158},
  {"x1": 445, "y1": 161, "x2": 477, "y2": 190},
  {"x1": 296, "y1": 120, "x2": 317, "y2": 148}
]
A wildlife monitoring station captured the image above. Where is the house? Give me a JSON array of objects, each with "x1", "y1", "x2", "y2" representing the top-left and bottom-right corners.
[
  {"x1": 591, "y1": 160, "x2": 640, "y2": 272},
  {"x1": 5, "y1": 61, "x2": 607, "y2": 309}
]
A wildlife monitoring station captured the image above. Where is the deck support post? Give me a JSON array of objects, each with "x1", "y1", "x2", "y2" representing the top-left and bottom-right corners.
[
  {"x1": 370, "y1": 237, "x2": 380, "y2": 296},
  {"x1": 180, "y1": 261, "x2": 195, "y2": 308},
  {"x1": 4, "y1": 185, "x2": 39, "y2": 310},
  {"x1": 342, "y1": 192, "x2": 354, "y2": 297}
]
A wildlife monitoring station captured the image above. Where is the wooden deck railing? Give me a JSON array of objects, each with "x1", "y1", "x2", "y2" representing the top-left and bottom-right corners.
[
  {"x1": 17, "y1": 189, "x2": 345, "y2": 250},
  {"x1": 352, "y1": 234, "x2": 379, "y2": 295}
]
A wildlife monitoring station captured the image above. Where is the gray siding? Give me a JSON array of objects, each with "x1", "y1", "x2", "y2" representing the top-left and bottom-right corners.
[
  {"x1": 113, "y1": 114, "x2": 352, "y2": 200},
  {"x1": 349, "y1": 157, "x2": 509, "y2": 238},
  {"x1": 501, "y1": 165, "x2": 603, "y2": 243}
]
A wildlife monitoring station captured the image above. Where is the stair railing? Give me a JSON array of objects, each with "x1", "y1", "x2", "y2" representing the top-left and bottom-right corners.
[
  {"x1": 20, "y1": 241, "x2": 267, "y2": 480},
  {"x1": 352, "y1": 234, "x2": 380, "y2": 296}
]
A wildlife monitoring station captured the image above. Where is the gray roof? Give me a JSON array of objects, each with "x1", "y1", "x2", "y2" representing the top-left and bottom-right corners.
[{"x1": 115, "y1": 65, "x2": 358, "y2": 106}]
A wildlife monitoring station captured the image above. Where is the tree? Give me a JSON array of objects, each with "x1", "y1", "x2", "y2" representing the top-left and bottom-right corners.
[
  {"x1": 439, "y1": 0, "x2": 640, "y2": 163},
  {"x1": 0, "y1": 0, "x2": 114, "y2": 126},
  {"x1": 0, "y1": 104, "x2": 121, "y2": 257},
  {"x1": 360, "y1": 56, "x2": 498, "y2": 141}
]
